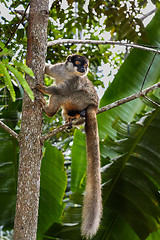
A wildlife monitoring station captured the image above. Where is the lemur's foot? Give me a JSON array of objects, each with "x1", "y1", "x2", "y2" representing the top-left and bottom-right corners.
[
  {"x1": 65, "y1": 114, "x2": 81, "y2": 123},
  {"x1": 65, "y1": 114, "x2": 81, "y2": 129},
  {"x1": 36, "y1": 84, "x2": 43, "y2": 92}
]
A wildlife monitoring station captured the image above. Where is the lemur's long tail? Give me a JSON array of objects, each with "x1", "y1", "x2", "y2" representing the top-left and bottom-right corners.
[{"x1": 81, "y1": 106, "x2": 102, "y2": 239}]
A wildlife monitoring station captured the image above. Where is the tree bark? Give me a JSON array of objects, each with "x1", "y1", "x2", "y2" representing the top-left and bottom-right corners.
[{"x1": 13, "y1": 0, "x2": 49, "y2": 239}]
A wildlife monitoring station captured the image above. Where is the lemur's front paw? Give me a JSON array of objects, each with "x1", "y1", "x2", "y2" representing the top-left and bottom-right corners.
[{"x1": 35, "y1": 96, "x2": 45, "y2": 105}]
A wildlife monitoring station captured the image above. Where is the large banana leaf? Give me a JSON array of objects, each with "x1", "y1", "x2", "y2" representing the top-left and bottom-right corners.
[
  {"x1": 37, "y1": 142, "x2": 67, "y2": 240},
  {"x1": 0, "y1": 128, "x2": 17, "y2": 228},
  {"x1": 71, "y1": 129, "x2": 86, "y2": 192},
  {"x1": 98, "y1": 9, "x2": 160, "y2": 139},
  {"x1": 100, "y1": 108, "x2": 160, "y2": 240}
]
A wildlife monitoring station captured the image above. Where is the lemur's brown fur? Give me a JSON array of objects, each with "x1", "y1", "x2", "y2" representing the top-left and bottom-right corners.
[{"x1": 37, "y1": 55, "x2": 102, "y2": 239}]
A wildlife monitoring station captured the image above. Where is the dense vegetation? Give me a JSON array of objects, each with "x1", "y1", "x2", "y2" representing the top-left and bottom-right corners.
[{"x1": 0, "y1": 0, "x2": 160, "y2": 239}]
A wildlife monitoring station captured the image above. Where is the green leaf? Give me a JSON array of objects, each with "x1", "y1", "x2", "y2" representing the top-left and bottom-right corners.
[
  {"x1": 98, "y1": 9, "x2": 160, "y2": 139},
  {"x1": 0, "y1": 133, "x2": 17, "y2": 227},
  {"x1": 0, "y1": 48, "x2": 13, "y2": 57},
  {"x1": 0, "y1": 86, "x2": 21, "y2": 230},
  {"x1": 0, "y1": 62, "x2": 16, "y2": 102},
  {"x1": 146, "y1": 229, "x2": 160, "y2": 240},
  {"x1": 71, "y1": 129, "x2": 87, "y2": 192},
  {"x1": 5, "y1": 63, "x2": 34, "y2": 101},
  {"x1": 37, "y1": 142, "x2": 67, "y2": 240},
  {"x1": 0, "y1": 92, "x2": 19, "y2": 228},
  {"x1": 0, "y1": 128, "x2": 17, "y2": 227},
  {"x1": 102, "y1": 109, "x2": 160, "y2": 240},
  {"x1": 17, "y1": 29, "x2": 24, "y2": 40},
  {"x1": 0, "y1": 41, "x2": 5, "y2": 49},
  {"x1": 63, "y1": 192, "x2": 83, "y2": 224},
  {"x1": 93, "y1": 210, "x2": 140, "y2": 240},
  {"x1": 0, "y1": 42, "x2": 13, "y2": 56},
  {"x1": 14, "y1": 61, "x2": 34, "y2": 77}
]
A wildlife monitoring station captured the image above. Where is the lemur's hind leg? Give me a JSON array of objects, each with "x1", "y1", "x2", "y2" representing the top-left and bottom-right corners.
[{"x1": 36, "y1": 94, "x2": 61, "y2": 117}]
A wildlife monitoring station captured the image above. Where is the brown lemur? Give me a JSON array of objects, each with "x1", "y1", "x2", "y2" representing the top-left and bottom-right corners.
[{"x1": 36, "y1": 54, "x2": 102, "y2": 239}]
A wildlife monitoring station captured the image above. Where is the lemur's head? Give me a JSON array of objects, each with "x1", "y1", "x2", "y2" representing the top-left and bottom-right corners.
[{"x1": 65, "y1": 54, "x2": 89, "y2": 76}]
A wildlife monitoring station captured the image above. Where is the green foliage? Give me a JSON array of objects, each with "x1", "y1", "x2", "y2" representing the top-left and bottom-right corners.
[
  {"x1": 6, "y1": 63, "x2": 34, "y2": 101},
  {"x1": 53, "y1": 0, "x2": 156, "y2": 42},
  {"x1": 71, "y1": 129, "x2": 86, "y2": 193},
  {"x1": 0, "y1": 42, "x2": 34, "y2": 101},
  {"x1": 98, "y1": 9, "x2": 160, "y2": 139},
  {"x1": 0, "y1": 128, "x2": 17, "y2": 228},
  {"x1": 0, "y1": 85, "x2": 20, "y2": 231},
  {"x1": 13, "y1": 60, "x2": 34, "y2": 77},
  {"x1": 0, "y1": 61, "x2": 16, "y2": 102},
  {"x1": 101, "y1": 109, "x2": 160, "y2": 240},
  {"x1": 37, "y1": 142, "x2": 67, "y2": 240}
]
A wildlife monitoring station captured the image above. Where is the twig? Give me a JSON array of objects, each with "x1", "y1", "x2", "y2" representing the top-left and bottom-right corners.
[
  {"x1": 14, "y1": 10, "x2": 29, "y2": 20},
  {"x1": 4, "y1": 3, "x2": 30, "y2": 48},
  {"x1": 140, "y1": 51, "x2": 158, "y2": 91},
  {"x1": 140, "y1": 8, "x2": 157, "y2": 21},
  {"x1": 47, "y1": 39, "x2": 160, "y2": 54},
  {"x1": 143, "y1": 95, "x2": 160, "y2": 108},
  {"x1": 41, "y1": 82, "x2": 160, "y2": 142},
  {"x1": 0, "y1": 120, "x2": 19, "y2": 141}
]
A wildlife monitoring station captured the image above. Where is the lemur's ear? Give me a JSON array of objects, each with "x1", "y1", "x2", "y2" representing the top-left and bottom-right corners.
[{"x1": 66, "y1": 55, "x2": 72, "y2": 62}]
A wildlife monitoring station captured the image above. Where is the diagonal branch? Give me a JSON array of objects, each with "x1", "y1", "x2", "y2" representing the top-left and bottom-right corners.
[
  {"x1": 47, "y1": 39, "x2": 160, "y2": 54},
  {"x1": 0, "y1": 120, "x2": 19, "y2": 141},
  {"x1": 41, "y1": 122, "x2": 71, "y2": 143},
  {"x1": 98, "y1": 82, "x2": 160, "y2": 114},
  {"x1": 41, "y1": 82, "x2": 160, "y2": 143}
]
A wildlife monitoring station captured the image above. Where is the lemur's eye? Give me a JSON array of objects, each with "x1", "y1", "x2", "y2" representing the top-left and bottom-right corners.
[
  {"x1": 75, "y1": 61, "x2": 80, "y2": 65},
  {"x1": 84, "y1": 63, "x2": 87, "y2": 67}
]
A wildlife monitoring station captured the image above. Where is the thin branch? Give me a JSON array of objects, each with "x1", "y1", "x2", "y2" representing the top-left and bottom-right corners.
[
  {"x1": 140, "y1": 51, "x2": 158, "y2": 91},
  {"x1": 14, "y1": 10, "x2": 29, "y2": 20},
  {"x1": 47, "y1": 39, "x2": 160, "y2": 54},
  {"x1": 140, "y1": 8, "x2": 157, "y2": 21},
  {"x1": 98, "y1": 82, "x2": 160, "y2": 114},
  {"x1": 41, "y1": 82, "x2": 160, "y2": 142},
  {"x1": 0, "y1": 120, "x2": 19, "y2": 141},
  {"x1": 143, "y1": 95, "x2": 160, "y2": 108},
  {"x1": 41, "y1": 122, "x2": 71, "y2": 143}
]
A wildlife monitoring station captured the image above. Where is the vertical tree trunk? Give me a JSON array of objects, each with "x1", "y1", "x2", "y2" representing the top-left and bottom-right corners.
[{"x1": 13, "y1": 0, "x2": 49, "y2": 239}]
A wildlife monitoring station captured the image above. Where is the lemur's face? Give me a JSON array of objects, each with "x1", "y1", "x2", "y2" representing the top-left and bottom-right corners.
[{"x1": 66, "y1": 55, "x2": 89, "y2": 75}]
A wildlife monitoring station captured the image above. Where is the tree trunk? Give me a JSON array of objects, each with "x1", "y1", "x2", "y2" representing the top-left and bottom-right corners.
[{"x1": 13, "y1": 0, "x2": 49, "y2": 239}]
